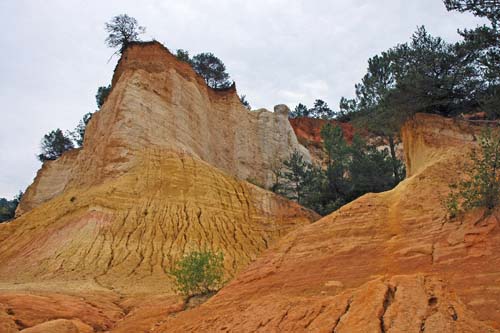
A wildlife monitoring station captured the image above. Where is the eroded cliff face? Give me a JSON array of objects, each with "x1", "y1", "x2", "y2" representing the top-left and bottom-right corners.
[
  {"x1": 0, "y1": 41, "x2": 319, "y2": 301},
  {"x1": 0, "y1": 152, "x2": 317, "y2": 295},
  {"x1": 17, "y1": 42, "x2": 309, "y2": 215},
  {"x1": 160, "y1": 114, "x2": 500, "y2": 332}
]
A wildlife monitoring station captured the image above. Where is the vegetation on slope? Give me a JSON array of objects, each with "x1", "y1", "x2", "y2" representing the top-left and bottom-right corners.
[
  {"x1": 0, "y1": 192, "x2": 22, "y2": 223},
  {"x1": 446, "y1": 128, "x2": 500, "y2": 217}
]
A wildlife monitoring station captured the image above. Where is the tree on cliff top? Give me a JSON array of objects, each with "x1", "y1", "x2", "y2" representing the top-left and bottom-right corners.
[
  {"x1": 105, "y1": 14, "x2": 145, "y2": 53},
  {"x1": 192, "y1": 53, "x2": 232, "y2": 89}
]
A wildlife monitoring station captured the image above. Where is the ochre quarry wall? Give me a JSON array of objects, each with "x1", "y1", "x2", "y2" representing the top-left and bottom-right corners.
[
  {"x1": 0, "y1": 41, "x2": 319, "y2": 301},
  {"x1": 159, "y1": 114, "x2": 500, "y2": 332},
  {"x1": 17, "y1": 42, "x2": 309, "y2": 215},
  {"x1": 0, "y1": 152, "x2": 317, "y2": 295}
]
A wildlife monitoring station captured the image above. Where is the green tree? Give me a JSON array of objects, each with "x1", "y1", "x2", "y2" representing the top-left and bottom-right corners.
[
  {"x1": 239, "y1": 94, "x2": 251, "y2": 110},
  {"x1": 289, "y1": 103, "x2": 309, "y2": 118},
  {"x1": 71, "y1": 112, "x2": 93, "y2": 147},
  {"x1": 96, "y1": 85, "x2": 112, "y2": 109},
  {"x1": 192, "y1": 53, "x2": 232, "y2": 89},
  {"x1": 38, "y1": 129, "x2": 74, "y2": 162},
  {"x1": 444, "y1": 0, "x2": 500, "y2": 27},
  {"x1": 105, "y1": 14, "x2": 145, "y2": 53},
  {"x1": 176, "y1": 49, "x2": 193, "y2": 65},
  {"x1": 309, "y1": 99, "x2": 335, "y2": 119},
  {"x1": 169, "y1": 250, "x2": 225, "y2": 296},
  {"x1": 278, "y1": 151, "x2": 312, "y2": 203},
  {"x1": 337, "y1": 97, "x2": 357, "y2": 121},
  {"x1": 445, "y1": 0, "x2": 500, "y2": 119},
  {"x1": 321, "y1": 123, "x2": 350, "y2": 166},
  {"x1": 446, "y1": 128, "x2": 500, "y2": 217},
  {"x1": 320, "y1": 123, "x2": 352, "y2": 210},
  {"x1": 348, "y1": 135, "x2": 397, "y2": 198},
  {"x1": 0, "y1": 192, "x2": 23, "y2": 223}
]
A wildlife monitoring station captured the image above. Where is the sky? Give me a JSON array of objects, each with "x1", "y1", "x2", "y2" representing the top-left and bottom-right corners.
[{"x1": 0, "y1": 0, "x2": 486, "y2": 198}]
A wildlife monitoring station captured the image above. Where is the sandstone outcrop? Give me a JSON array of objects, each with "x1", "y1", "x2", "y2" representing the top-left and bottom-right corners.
[
  {"x1": 2, "y1": 38, "x2": 499, "y2": 332},
  {"x1": 0, "y1": 152, "x2": 317, "y2": 294},
  {"x1": 159, "y1": 114, "x2": 500, "y2": 332},
  {"x1": 0, "y1": 41, "x2": 319, "y2": 332},
  {"x1": 17, "y1": 42, "x2": 309, "y2": 215}
]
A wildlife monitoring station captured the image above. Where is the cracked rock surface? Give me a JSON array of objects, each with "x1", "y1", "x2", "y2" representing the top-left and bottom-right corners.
[{"x1": 158, "y1": 114, "x2": 500, "y2": 332}]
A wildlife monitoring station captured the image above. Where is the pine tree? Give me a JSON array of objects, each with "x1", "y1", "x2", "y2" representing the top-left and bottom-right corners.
[{"x1": 38, "y1": 129, "x2": 74, "y2": 162}]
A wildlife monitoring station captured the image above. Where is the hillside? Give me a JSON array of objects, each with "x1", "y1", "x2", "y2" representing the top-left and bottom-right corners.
[
  {"x1": 0, "y1": 41, "x2": 498, "y2": 333},
  {"x1": 0, "y1": 42, "x2": 320, "y2": 332},
  {"x1": 159, "y1": 114, "x2": 500, "y2": 332}
]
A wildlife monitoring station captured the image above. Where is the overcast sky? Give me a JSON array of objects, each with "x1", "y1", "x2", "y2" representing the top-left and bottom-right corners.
[{"x1": 0, "y1": 0, "x2": 486, "y2": 198}]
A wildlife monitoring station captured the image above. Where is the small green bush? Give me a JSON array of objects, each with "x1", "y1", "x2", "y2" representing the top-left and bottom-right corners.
[
  {"x1": 445, "y1": 128, "x2": 500, "y2": 217},
  {"x1": 169, "y1": 250, "x2": 225, "y2": 296}
]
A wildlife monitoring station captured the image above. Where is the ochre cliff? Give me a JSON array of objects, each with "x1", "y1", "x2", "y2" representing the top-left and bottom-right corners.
[
  {"x1": 158, "y1": 114, "x2": 500, "y2": 332},
  {"x1": 17, "y1": 42, "x2": 309, "y2": 215},
  {"x1": 0, "y1": 152, "x2": 317, "y2": 294},
  {"x1": 0, "y1": 42, "x2": 320, "y2": 331}
]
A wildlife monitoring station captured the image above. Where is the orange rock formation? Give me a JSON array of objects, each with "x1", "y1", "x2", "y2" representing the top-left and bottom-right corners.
[
  {"x1": 18, "y1": 42, "x2": 309, "y2": 215},
  {"x1": 0, "y1": 42, "x2": 319, "y2": 331},
  {"x1": 1, "y1": 40, "x2": 498, "y2": 332},
  {"x1": 159, "y1": 114, "x2": 500, "y2": 332}
]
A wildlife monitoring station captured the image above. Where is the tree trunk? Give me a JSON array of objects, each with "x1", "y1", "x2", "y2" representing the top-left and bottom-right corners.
[{"x1": 389, "y1": 135, "x2": 400, "y2": 185}]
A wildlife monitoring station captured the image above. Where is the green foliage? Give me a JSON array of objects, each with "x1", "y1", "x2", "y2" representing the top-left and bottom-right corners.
[
  {"x1": 289, "y1": 103, "x2": 309, "y2": 118},
  {"x1": 38, "y1": 129, "x2": 74, "y2": 162},
  {"x1": 289, "y1": 100, "x2": 335, "y2": 119},
  {"x1": 96, "y1": 85, "x2": 112, "y2": 109},
  {"x1": 104, "y1": 14, "x2": 145, "y2": 52},
  {"x1": 0, "y1": 192, "x2": 22, "y2": 223},
  {"x1": 348, "y1": 135, "x2": 397, "y2": 197},
  {"x1": 176, "y1": 49, "x2": 193, "y2": 65},
  {"x1": 239, "y1": 94, "x2": 251, "y2": 110},
  {"x1": 310, "y1": 100, "x2": 336, "y2": 119},
  {"x1": 275, "y1": 151, "x2": 313, "y2": 203},
  {"x1": 70, "y1": 112, "x2": 93, "y2": 147},
  {"x1": 169, "y1": 250, "x2": 225, "y2": 296},
  {"x1": 341, "y1": 9, "x2": 500, "y2": 134},
  {"x1": 174, "y1": 49, "x2": 233, "y2": 89},
  {"x1": 446, "y1": 129, "x2": 500, "y2": 217},
  {"x1": 191, "y1": 53, "x2": 232, "y2": 89},
  {"x1": 337, "y1": 97, "x2": 357, "y2": 121},
  {"x1": 274, "y1": 125, "x2": 403, "y2": 216},
  {"x1": 444, "y1": 0, "x2": 500, "y2": 27},
  {"x1": 321, "y1": 123, "x2": 350, "y2": 165}
]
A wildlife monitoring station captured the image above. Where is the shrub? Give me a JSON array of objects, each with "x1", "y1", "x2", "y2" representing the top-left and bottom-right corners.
[
  {"x1": 445, "y1": 128, "x2": 500, "y2": 217},
  {"x1": 38, "y1": 129, "x2": 74, "y2": 162},
  {"x1": 169, "y1": 250, "x2": 225, "y2": 296}
]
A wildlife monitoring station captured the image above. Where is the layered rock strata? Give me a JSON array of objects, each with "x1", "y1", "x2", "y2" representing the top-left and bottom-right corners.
[
  {"x1": 159, "y1": 114, "x2": 500, "y2": 332},
  {"x1": 18, "y1": 42, "x2": 309, "y2": 215}
]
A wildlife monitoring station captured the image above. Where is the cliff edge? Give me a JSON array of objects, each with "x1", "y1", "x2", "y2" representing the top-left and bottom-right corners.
[{"x1": 17, "y1": 42, "x2": 310, "y2": 215}]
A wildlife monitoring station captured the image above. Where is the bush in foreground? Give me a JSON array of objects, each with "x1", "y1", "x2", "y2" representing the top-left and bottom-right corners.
[{"x1": 169, "y1": 250, "x2": 225, "y2": 297}]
